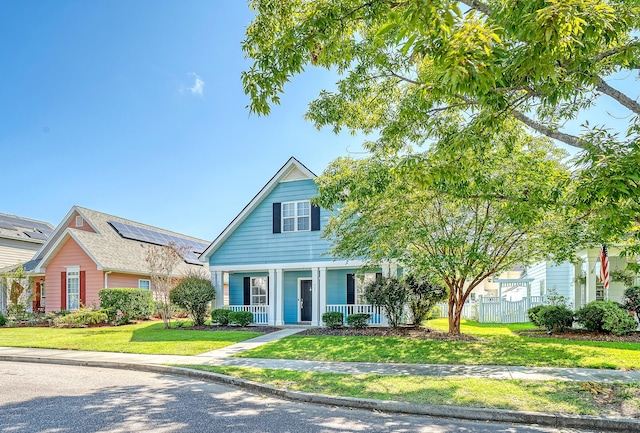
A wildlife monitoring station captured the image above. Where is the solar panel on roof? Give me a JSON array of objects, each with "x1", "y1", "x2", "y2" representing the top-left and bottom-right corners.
[
  {"x1": 24, "y1": 231, "x2": 48, "y2": 240},
  {"x1": 0, "y1": 221, "x2": 17, "y2": 230},
  {"x1": 108, "y1": 220, "x2": 207, "y2": 265},
  {"x1": 0, "y1": 215, "x2": 51, "y2": 232}
]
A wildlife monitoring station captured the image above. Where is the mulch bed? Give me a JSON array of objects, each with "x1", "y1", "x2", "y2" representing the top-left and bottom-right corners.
[
  {"x1": 182, "y1": 325, "x2": 283, "y2": 334},
  {"x1": 299, "y1": 326, "x2": 480, "y2": 341},
  {"x1": 516, "y1": 328, "x2": 640, "y2": 342}
]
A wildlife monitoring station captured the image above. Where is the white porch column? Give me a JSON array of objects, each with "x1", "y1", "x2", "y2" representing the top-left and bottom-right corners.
[
  {"x1": 275, "y1": 269, "x2": 284, "y2": 326},
  {"x1": 268, "y1": 269, "x2": 276, "y2": 325},
  {"x1": 212, "y1": 271, "x2": 224, "y2": 309},
  {"x1": 586, "y1": 249, "x2": 599, "y2": 303},
  {"x1": 389, "y1": 263, "x2": 398, "y2": 278},
  {"x1": 382, "y1": 263, "x2": 391, "y2": 277},
  {"x1": 319, "y1": 267, "x2": 327, "y2": 326},
  {"x1": 311, "y1": 267, "x2": 320, "y2": 326}
]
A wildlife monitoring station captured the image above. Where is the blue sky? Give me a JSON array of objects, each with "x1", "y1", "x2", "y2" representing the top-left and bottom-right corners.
[
  {"x1": 1, "y1": 2, "x2": 637, "y2": 242},
  {"x1": 0, "y1": 1, "x2": 368, "y2": 241}
]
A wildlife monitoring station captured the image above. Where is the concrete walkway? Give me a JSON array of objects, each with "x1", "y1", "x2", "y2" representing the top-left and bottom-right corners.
[{"x1": 1, "y1": 327, "x2": 639, "y2": 383}]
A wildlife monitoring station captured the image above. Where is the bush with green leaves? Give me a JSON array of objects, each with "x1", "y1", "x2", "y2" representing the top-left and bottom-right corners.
[
  {"x1": 537, "y1": 305, "x2": 574, "y2": 333},
  {"x1": 364, "y1": 276, "x2": 409, "y2": 328},
  {"x1": 211, "y1": 309, "x2": 232, "y2": 326},
  {"x1": 602, "y1": 308, "x2": 637, "y2": 336},
  {"x1": 99, "y1": 288, "x2": 154, "y2": 324},
  {"x1": 170, "y1": 275, "x2": 216, "y2": 326},
  {"x1": 0, "y1": 312, "x2": 6, "y2": 326},
  {"x1": 53, "y1": 308, "x2": 109, "y2": 328},
  {"x1": 229, "y1": 311, "x2": 253, "y2": 327},
  {"x1": 623, "y1": 286, "x2": 640, "y2": 317},
  {"x1": 527, "y1": 305, "x2": 545, "y2": 327},
  {"x1": 575, "y1": 300, "x2": 623, "y2": 333},
  {"x1": 322, "y1": 311, "x2": 344, "y2": 329},
  {"x1": 404, "y1": 275, "x2": 447, "y2": 327},
  {"x1": 346, "y1": 313, "x2": 370, "y2": 329}
]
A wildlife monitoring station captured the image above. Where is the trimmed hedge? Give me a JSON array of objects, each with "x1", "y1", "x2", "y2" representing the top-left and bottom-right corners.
[
  {"x1": 229, "y1": 311, "x2": 253, "y2": 327},
  {"x1": 346, "y1": 313, "x2": 370, "y2": 329},
  {"x1": 575, "y1": 300, "x2": 621, "y2": 332},
  {"x1": 53, "y1": 308, "x2": 109, "y2": 328},
  {"x1": 537, "y1": 305, "x2": 574, "y2": 332},
  {"x1": 322, "y1": 311, "x2": 344, "y2": 329},
  {"x1": 99, "y1": 288, "x2": 154, "y2": 325},
  {"x1": 211, "y1": 309, "x2": 231, "y2": 326}
]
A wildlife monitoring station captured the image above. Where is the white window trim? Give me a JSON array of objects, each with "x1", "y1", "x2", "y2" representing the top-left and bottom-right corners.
[
  {"x1": 138, "y1": 279, "x2": 151, "y2": 290},
  {"x1": 281, "y1": 200, "x2": 311, "y2": 233},
  {"x1": 250, "y1": 276, "x2": 268, "y2": 305},
  {"x1": 66, "y1": 266, "x2": 80, "y2": 310},
  {"x1": 75, "y1": 216, "x2": 83, "y2": 227}
]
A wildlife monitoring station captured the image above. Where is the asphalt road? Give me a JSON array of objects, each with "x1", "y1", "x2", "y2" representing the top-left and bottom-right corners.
[{"x1": 0, "y1": 362, "x2": 597, "y2": 433}]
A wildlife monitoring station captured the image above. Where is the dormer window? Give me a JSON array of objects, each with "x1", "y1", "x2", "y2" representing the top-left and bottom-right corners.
[{"x1": 75, "y1": 216, "x2": 83, "y2": 227}]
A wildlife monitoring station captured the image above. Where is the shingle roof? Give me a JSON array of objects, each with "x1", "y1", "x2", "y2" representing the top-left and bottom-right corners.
[{"x1": 37, "y1": 206, "x2": 209, "y2": 276}]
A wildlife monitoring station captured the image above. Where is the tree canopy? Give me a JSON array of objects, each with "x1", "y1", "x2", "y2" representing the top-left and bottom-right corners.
[
  {"x1": 314, "y1": 128, "x2": 574, "y2": 334},
  {"x1": 243, "y1": 0, "x2": 640, "y2": 251}
]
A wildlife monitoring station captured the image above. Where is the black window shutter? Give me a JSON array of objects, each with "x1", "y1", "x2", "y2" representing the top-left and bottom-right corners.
[
  {"x1": 243, "y1": 277, "x2": 251, "y2": 305},
  {"x1": 272, "y1": 202, "x2": 281, "y2": 233},
  {"x1": 346, "y1": 274, "x2": 355, "y2": 305},
  {"x1": 376, "y1": 272, "x2": 383, "y2": 281},
  {"x1": 311, "y1": 204, "x2": 321, "y2": 231}
]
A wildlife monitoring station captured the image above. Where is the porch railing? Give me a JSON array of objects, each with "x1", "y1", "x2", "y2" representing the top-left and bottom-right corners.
[
  {"x1": 227, "y1": 305, "x2": 269, "y2": 325},
  {"x1": 325, "y1": 304, "x2": 386, "y2": 325}
]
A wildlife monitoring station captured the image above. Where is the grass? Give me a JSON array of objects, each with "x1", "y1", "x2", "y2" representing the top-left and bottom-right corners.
[
  {"x1": 177, "y1": 365, "x2": 640, "y2": 417},
  {"x1": 235, "y1": 319, "x2": 640, "y2": 370},
  {"x1": 0, "y1": 321, "x2": 262, "y2": 355}
]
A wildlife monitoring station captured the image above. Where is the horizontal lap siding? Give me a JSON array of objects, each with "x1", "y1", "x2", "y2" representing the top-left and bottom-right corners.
[
  {"x1": 327, "y1": 269, "x2": 356, "y2": 304},
  {"x1": 106, "y1": 273, "x2": 153, "y2": 291},
  {"x1": 44, "y1": 237, "x2": 102, "y2": 311},
  {"x1": 229, "y1": 272, "x2": 268, "y2": 306},
  {"x1": 210, "y1": 180, "x2": 334, "y2": 266},
  {"x1": 0, "y1": 239, "x2": 40, "y2": 269}
]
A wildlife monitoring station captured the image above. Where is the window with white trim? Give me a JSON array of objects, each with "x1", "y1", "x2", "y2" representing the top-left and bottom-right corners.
[
  {"x1": 282, "y1": 200, "x2": 310, "y2": 232},
  {"x1": 251, "y1": 277, "x2": 268, "y2": 305},
  {"x1": 139, "y1": 279, "x2": 151, "y2": 290},
  {"x1": 66, "y1": 266, "x2": 80, "y2": 310},
  {"x1": 75, "y1": 216, "x2": 83, "y2": 227},
  {"x1": 355, "y1": 273, "x2": 378, "y2": 304}
]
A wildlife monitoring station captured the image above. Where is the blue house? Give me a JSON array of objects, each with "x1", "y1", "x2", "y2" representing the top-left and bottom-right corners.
[{"x1": 200, "y1": 157, "x2": 393, "y2": 326}]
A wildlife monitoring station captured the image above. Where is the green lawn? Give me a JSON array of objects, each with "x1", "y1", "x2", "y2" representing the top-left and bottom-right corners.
[
  {"x1": 0, "y1": 321, "x2": 262, "y2": 355},
  {"x1": 179, "y1": 365, "x2": 640, "y2": 417},
  {"x1": 235, "y1": 319, "x2": 640, "y2": 370}
]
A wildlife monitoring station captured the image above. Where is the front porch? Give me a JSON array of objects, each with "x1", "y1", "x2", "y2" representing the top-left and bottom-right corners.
[{"x1": 226, "y1": 303, "x2": 388, "y2": 326}]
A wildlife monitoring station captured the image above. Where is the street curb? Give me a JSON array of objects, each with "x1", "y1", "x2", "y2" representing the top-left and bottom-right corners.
[{"x1": 2, "y1": 355, "x2": 638, "y2": 432}]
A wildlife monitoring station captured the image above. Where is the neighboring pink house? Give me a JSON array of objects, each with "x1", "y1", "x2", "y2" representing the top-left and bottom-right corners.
[{"x1": 32, "y1": 206, "x2": 209, "y2": 312}]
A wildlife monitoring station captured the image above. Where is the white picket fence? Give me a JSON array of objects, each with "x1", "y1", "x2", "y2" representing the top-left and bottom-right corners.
[{"x1": 437, "y1": 295, "x2": 547, "y2": 323}]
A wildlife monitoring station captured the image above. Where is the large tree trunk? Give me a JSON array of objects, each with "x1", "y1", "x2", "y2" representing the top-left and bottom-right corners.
[{"x1": 447, "y1": 284, "x2": 462, "y2": 335}]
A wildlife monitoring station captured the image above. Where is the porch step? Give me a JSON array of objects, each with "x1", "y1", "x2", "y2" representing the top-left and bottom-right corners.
[{"x1": 197, "y1": 327, "x2": 308, "y2": 358}]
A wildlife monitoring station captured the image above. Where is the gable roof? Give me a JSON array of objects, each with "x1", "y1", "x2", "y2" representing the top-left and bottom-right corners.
[
  {"x1": 200, "y1": 157, "x2": 316, "y2": 260},
  {"x1": 35, "y1": 206, "x2": 209, "y2": 276},
  {"x1": 0, "y1": 212, "x2": 54, "y2": 245}
]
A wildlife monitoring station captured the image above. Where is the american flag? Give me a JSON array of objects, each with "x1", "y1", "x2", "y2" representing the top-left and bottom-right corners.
[{"x1": 599, "y1": 245, "x2": 610, "y2": 293}]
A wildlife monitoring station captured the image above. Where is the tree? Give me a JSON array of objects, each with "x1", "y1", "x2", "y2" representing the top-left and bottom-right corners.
[
  {"x1": 170, "y1": 270, "x2": 216, "y2": 327},
  {"x1": 0, "y1": 263, "x2": 32, "y2": 320},
  {"x1": 145, "y1": 243, "x2": 185, "y2": 329},
  {"x1": 363, "y1": 276, "x2": 409, "y2": 328},
  {"x1": 243, "y1": 0, "x2": 640, "y2": 252},
  {"x1": 314, "y1": 131, "x2": 574, "y2": 335}
]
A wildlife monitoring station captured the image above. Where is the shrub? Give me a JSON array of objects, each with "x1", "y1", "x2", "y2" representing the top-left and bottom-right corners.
[
  {"x1": 602, "y1": 308, "x2": 637, "y2": 336},
  {"x1": 575, "y1": 300, "x2": 622, "y2": 332},
  {"x1": 99, "y1": 288, "x2": 154, "y2": 325},
  {"x1": 153, "y1": 301, "x2": 187, "y2": 319},
  {"x1": 229, "y1": 311, "x2": 253, "y2": 327},
  {"x1": 170, "y1": 275, "x2": 216, "y2": 327},
  {"x1": 364, "y1": 276, "x2": 410, "y2": 328},
  {"x1": 537, "y1": 305, "x2": 574, "y2": 332},
  {"x1": 527, "y1": 305, "x2": 545, "y2": 327},
  {"x1": 404, "y1": 275, "x2": 447, "y2": 327},
  {"x1": 322, "y1": 311, "x2": 344, "y2": 329},
  {"x1": 623, "y1": 286, "x2": 640, "y2": 317},
  {"x1": 6, "y1": 304, "x2": 28, "y2": 321},
  {"x1": 0, "y1": 312, "x2": 6, "y2": 326},
  {"x1": 211, "y1": 309, "x2": 232, "y2": 326},
  {"x1": 53, "y1": 308, "x2": 109, "y2": 328},
  {"x1": 346, "y1": 313, "x2": 370, "y2": 329}
]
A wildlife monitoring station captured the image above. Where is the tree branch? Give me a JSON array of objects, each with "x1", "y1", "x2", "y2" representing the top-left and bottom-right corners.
[
  {"x1": 596, "y1": 76, "x2": 640, "y2": 116},
  {"x1": 510, "y1": 109, "x2": 585, "y2": 149},
  {"x1": 459, "y1": 0, "x2": 492, "y2": 16}
]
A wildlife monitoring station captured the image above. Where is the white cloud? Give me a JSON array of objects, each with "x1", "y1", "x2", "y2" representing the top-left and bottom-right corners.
[{"x1": 187, "y1": 73, "x2": 205, "y2": 96}]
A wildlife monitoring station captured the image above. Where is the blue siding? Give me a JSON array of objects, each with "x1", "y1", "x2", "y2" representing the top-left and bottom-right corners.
[
  {"x1": 326, "y1": 269, "x2": 355, "y2": 304},
  {"x1": 210, "y1": 180, "x2": 335, "y2": 266},
  {"x1": 229, "y1": 272, "x2": 268, "y2": 305},
  {"x1": 284, "y1": 271, "x2": 311, "y2": 324}
]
